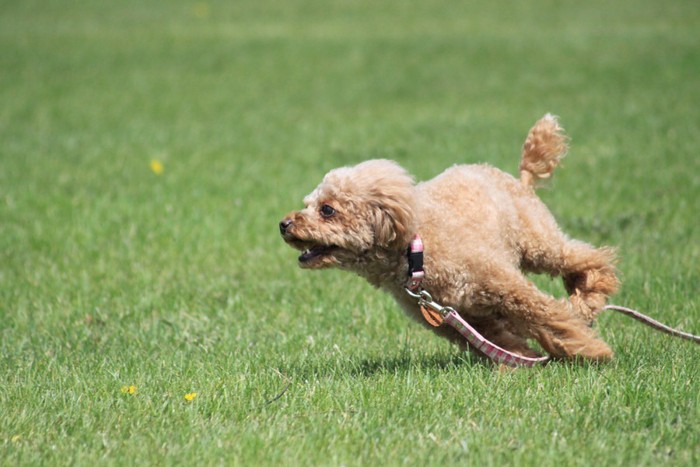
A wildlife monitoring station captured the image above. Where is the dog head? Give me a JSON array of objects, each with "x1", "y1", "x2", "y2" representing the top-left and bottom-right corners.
[{"x1": 280, "y1": 159, "x2": 417, "y2": 270}]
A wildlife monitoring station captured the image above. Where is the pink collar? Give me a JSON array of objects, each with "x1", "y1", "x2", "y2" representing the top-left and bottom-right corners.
[{"x1": 405, "y1": 234, "x2": 424, "y2": 291}]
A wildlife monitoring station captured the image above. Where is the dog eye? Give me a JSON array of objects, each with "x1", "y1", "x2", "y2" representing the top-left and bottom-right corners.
[{"x1": 320, "y1": 204, "x2": 336, "y2": 218}]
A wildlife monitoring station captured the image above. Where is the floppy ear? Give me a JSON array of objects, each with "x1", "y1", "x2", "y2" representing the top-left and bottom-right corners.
[
  {"x1": 371, "y1": 199, "x2": 416, "y2": 249},
  {"x1": 349, "y1": 159, "x2": 417, "y2": 250},
  {"x1": 367, "y1": 179, "x2": 417, "y2": 250}
]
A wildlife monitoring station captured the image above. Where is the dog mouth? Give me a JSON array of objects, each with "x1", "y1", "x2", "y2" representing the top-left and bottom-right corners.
[
  {"x1": 298, "y1": 244, "x2": 338, "y2": 264},
  {"x1": 281, "y1": 228, "x2": 340, "y2": 266}
]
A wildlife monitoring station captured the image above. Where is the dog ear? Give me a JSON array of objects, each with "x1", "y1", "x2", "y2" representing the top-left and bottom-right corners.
[
  {"x1": 350, "y1": 159, "x2": 417, "y2": 250},
  {"x1": 367, "y1": 179, "x2": 416, "y2": 250},
  {"x1": 371, "y1": 201, "x2": 415, "y2": 250}
]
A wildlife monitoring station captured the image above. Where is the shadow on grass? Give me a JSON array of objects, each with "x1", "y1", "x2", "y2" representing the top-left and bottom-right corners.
[{"x1": 281, "y1": 349, "x2": 487, "y2": 381}]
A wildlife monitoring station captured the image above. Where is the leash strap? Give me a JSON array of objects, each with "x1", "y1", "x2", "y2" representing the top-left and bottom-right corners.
[
  {"x1": 442, "y1": 308, "x2": 551, "y2": 367},
  {"x1": 604, "y1": 305, "x2": 700, "y2": 344},
  {"x1": 413, "y1": 293, "x2": 699, "y2": 367}
]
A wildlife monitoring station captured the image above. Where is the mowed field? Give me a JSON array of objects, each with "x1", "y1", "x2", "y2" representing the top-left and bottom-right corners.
[{"x1": 1, "y1": 0, "x2": 699, "y2": 465}]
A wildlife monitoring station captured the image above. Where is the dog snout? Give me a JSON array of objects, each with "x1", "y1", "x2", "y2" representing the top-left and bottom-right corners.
[{"x1": 279, "y1": 218, "x2": 293, "y2": 235}]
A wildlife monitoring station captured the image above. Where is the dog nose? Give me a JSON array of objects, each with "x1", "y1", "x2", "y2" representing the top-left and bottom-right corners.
[{"x1": 279, "y1": 219, "x2": 293, "y2": 235}]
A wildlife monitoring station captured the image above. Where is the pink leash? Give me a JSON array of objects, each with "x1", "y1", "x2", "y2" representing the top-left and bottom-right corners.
[
  {"x1": 408, "y1": 288, "x2": 700, "y2": 368},
  {"x1": 442, "y1": 307, "x2": 551, "y2": 367},
  {"x1": 405, "y1": 288, "x2": 551, "y2": 367},
  {"x1": 602, "y1": 304, "x2": 700, "y2": 344},
  {"x1": 405, "y1": 235, "x2": 700, "y2": 367}
]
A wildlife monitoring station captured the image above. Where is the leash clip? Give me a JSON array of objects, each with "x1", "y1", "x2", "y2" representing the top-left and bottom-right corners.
[{"x1": 404, "y1": 287, "x2": 452, "y2": 318}]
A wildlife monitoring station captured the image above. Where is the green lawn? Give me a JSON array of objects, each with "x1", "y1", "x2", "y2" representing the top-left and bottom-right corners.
[{"x1": 1, "y1": 0, "x2": 699, "y2": 465}]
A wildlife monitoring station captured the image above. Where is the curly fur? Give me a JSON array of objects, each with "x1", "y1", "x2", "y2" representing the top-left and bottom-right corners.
[{"x1": 280, "y1": 114, "x2": 620, "y2": 362}]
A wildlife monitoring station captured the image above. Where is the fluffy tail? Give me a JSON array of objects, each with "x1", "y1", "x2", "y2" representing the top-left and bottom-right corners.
[{"x1": 519, "y1": 114, "x2": 569, "y2": 188}]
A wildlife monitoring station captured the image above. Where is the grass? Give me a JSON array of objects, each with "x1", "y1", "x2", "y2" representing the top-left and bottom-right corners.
[{"x1": 1, "y1": 0, "x2": 699, "y2": 465}]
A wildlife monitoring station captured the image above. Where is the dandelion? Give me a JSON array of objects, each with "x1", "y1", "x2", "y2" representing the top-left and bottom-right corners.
[
  {"x1": 121, "y1": 385, "x2": 137, "y2": 395},
  {"x1": 150, "y1": 159, "x2": 164, "y2": 175},
  {"x1": 184, "y1": 392, "x2": 197, "y2": 401}
]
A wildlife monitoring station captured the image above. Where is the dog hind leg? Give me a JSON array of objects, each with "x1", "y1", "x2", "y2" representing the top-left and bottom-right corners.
[
  {"x1": 520, "y1": 234, "x2": 619, "y2": 324},
  {"x1": 560, "y1": 241, "x2": 619, "y2": 323},
  {"x1": 479, "y1": 267, "x2": 614, "y2": 361}
]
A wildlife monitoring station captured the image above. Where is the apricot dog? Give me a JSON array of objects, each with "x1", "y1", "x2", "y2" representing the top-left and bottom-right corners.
[{"x1": 280, "y1": 115, "x2": 619, "y2": 361}]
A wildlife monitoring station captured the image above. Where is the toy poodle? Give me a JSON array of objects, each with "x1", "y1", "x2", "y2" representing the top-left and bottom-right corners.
[{"x1": 280, "y1": 114, "x2": 619, "y2": 361}]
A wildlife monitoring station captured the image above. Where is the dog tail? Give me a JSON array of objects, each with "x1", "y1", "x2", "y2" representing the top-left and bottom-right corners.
[{"x1": 519, "y1": 113, "x2": 569, "y2": 188}]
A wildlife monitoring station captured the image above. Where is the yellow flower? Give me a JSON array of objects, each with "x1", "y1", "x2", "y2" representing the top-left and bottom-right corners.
[
  {"x1": 184, "y1": 392, "x2": 197, "y2": 401},
  {"x1": 121, "y1": 385, "x2": 137, "y2": 395},
  {"x1": 150, "y1": 159, "x2": 164, "y2": 175},
  {"x1": 193, "y1": 3, "x2": 210, "y2": 19}
]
